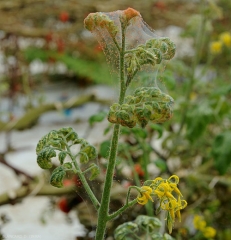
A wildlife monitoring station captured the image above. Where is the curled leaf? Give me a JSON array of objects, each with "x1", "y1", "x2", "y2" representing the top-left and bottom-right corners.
[
  {"x1": 80, "y1": 152, "x2": 89, "y2": 164},
  {"x1": 108, "y1": 87, "x2": 174, "y2": 128},
  {"x1": 151, "y1": 233, "x2": 164, "y2": 240},
  {"x1": 88, "y1": 163, "x2": 100, "y2": 181},
  {"x1": 37, "y1": 147, "x2": 56, "y2": 169},
  {"x1": 58, "y1": 151, "x2": 67, "y2": 165},
  {"x1": 50, "y1": 166, "x2": 66, "y2": 188},
  {"x1": 135, "y1": 215, "x2": 162, "y2": 232},
  {"x1": 114, "y1": 222, "x2": 139, "y2": 240},
  {"x1": 63, "y1": 162, "x2": 73, "y2": 169},
  {"x1": 58, "y1": 127, "x2": 78, "y2": 142},
  {"x1": 80, "y1": 144, "x2": 97, "y2": 163},
  {"x1": 125, "y1": 38, "x2": 176, "y2": 77},
  {"x1": 36, "y1": 130, "x2": 59, "y2": 154}
]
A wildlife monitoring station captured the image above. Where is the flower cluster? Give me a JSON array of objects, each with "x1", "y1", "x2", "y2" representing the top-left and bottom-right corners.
[
  {"x1": 210, "y1": 31, "x2": 231, "y2": 54},
  {"x1": 136, "y1": 175, "x2": 187, "y2": 233},
  {"x1": 193, "y1": 215, "x2": 216, "y2": 239}
]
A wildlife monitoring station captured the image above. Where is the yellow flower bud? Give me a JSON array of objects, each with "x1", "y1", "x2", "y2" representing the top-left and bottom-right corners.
[
  {"x1": 210, "y1": 41, "x2": 222, "y2": 54},
  {"x1": 202, "y1": 226, "x2": 216, "y2": 239},
  {"x1": 219, "y1": 32, "x2": 231, "y2": 47},
  {"x1": 193, "y1": 215, "x2": 207, "y2": 230}
]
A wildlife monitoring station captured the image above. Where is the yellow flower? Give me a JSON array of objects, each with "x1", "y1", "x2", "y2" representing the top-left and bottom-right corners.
[
  {"x1": 190, "y1": 92, "x2": 197, "y2": 101},
  {"x1": 193, "y1": 215, "x2": 206, "y2": 231},
  {"x1": 168, "y1": 175, "x2": 179, "y2": 184},
  {"x1": 210, "y1": 41, "x2": 222, "y2": 54},
  {"x1": 161, "y1": 199, "x2": 178, "y2": 221},
  {"x1": 169, "y1": 183, "x2": 183, "y2": 197},
  {"x1": 154, "y1": 182, "x2": 175, "y2": 199},
  {"x1": 147, "y1": 175, "x2": 187, "y2": 234},
  {"x1": 137, "y1": 186, "x2": 153, "y2": 205},
  {"x1": 161, "y1": 196, "x2": 187, "y2": 223},
  {"x1": 202, "y1": 226, "x2": 216, "y2": 239},
  {"x1": 152, "y1": 177, "x2": 163, "y2": 185},
  {"x1": 176, "y1": 196, "x2": 187, "y2": 222},
  {"x1": 219, "y1": 32, "x2": 231, "y2": 47}
]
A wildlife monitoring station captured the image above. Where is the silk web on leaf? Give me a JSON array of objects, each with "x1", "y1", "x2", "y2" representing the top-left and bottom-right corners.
[
  {"x1": 84, "y1": 8, "x2": 176, "y2": 128},
  {"x1": 84, "y1": 8, "x2": 175, "y2": 88}
]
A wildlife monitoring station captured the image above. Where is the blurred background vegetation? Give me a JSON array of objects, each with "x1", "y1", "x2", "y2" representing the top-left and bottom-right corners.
[{"x1": 0, "y1": 0, "x2": 231, "y2": 239}]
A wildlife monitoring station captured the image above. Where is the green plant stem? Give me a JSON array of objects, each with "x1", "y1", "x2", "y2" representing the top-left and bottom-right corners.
[
  {"x1": 73, "y1": 162, "x2": 100, "y2": 210},
  {"x1": 95, "y1": 124, "x2": 121, "y2": 239},
  {"x1": 140, "y1": 141, "x2": 154, "y2": 216},
  {"x1": 126, "y1": 186, "x2": 140, "y2": 205},
  {"x1": 67, "y1": 145, "x2": 100, "y2": 210},
  {"x1": 108, "y1": 198, "x2": 137, "y2": 221},
  {"x1": 95, "y1": 21, "x2": 127, "y2": 240},
  {"x1": 82, "y1": 164, "x2": 97, "y2": 174},
  {"x1": 112, "y1": 36, "x2": 121, "y2": 52}
]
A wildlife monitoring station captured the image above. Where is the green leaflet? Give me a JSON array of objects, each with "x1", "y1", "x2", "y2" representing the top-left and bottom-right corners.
[
  {"x1": 37, "y1": 147, "x2": 56, "y2": 169},
  {"x1": 150, "y1": 233, "x2": 163, "y2": 240},
  {"x1": 114, "y1": 215, "x2": 166, "y2": 240},
  {"x1": 58, "y1": 151, "x2": 67, "y2": 165},
  {"x1": 212, "y1": 131, "x2": 231, "y2": 175},
  {"x1": 186, "y1": 101, "x2": 214, "y2": 142},
  {"x1": 135, "y1": 215, "x2": 162, "y2": 232},
  {"x1": 63, "y1": 162, "x2": 73, "y2": 169},
  {"x1": 36, "y1": 130, "x2": 59, "y2": 154},
  {"x1": 58, "y1": 127, "x2": 78, "y2": 142},
  {"x1": 163, "y1": 233, "x2": 175, "y2": 240},
  {"x1": 89, "y1": 111, "x2": 107, "y2": 126},
  {"x1": 80, "y1": 144, "x2": 97, "y2": 163},
  {"x1": 50, "y1": 166, "x2": 66, "y2": 188},
  {"x1": 154, "y1": 159, "x2": 167, "y2": 172},
  {"x1": 150, "y1": 233, "x2": 175, "y2": 240},
  {"x1": 79, "y1": 152, "x2": 88, "y2": 164},
  {"x1": 88, "y1": 164, "x2": 100, "y2": 181},
  {"x1": 99, "y1": 140, "x2": 110, "y2": 158},
  {"x1": 114, "y1": 222, "x2": 139, "y2": 240}
]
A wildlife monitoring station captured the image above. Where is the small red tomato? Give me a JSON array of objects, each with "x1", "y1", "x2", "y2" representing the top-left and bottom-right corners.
[
  {"x1": 56, "y1": 38, "x2": 65, "y2": 53},
  {"x1": 57, "y1": 197, "x2": 71, "y2": 213},
  {"x1": 154, "y1": 1, "x2": 167, "y2": 11},
  {"x1": 94, "y1": 44, "x2": 103, "y2": 53},
  {"x1": 45, "y1": 33, "x2": 53, "y2": 43},
  {"x1": 59, "y1": 11, "x2": 69, "y2": 22},
  {"x1": 48, "y1": 56, "x2": 56, "y2": 63},
  {"x1": 63, "y1": 179, "x2": 74, "y2": 187},
  {"x1": 134, "y1": 163, "x2": 145, "y2": 177}
]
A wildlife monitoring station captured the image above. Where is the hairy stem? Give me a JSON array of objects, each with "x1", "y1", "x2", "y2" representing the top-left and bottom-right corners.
[
  {"x1": 95, "y1": 21, "x2": 127, "y2": 240},
  {"x1": 108, "y1": 199, "x2": 137, "y2": 221}
]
